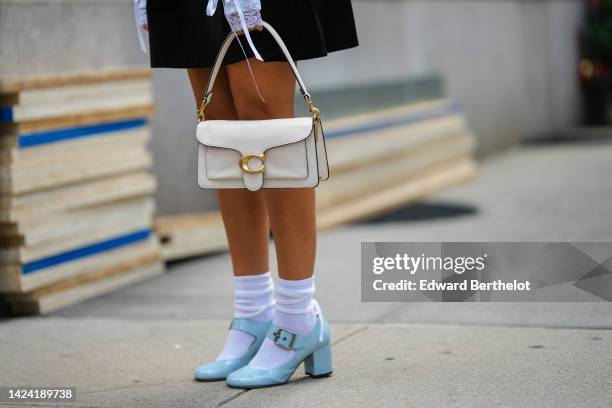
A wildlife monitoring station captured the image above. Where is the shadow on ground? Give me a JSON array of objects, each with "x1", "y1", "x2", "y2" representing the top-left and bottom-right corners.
[{"x1": 357, "y1": 202, "x2": 478, "y2": 224}]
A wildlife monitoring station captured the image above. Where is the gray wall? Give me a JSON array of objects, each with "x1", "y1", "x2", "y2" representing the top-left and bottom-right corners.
[
  {"x1": 0, "y1": 0, "x2": 144, "y2": 75},
  {"x1": 0, "y1": 0, "x2": 585, "y2": 214},
  {"x1": 301, "y1": 0, "x2": 583, "y2": 153}
]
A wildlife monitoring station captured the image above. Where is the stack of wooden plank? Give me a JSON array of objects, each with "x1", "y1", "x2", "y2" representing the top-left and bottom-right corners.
[
  {"x1": 155, "y1": 98, "x2": 478, "y2": 261},
  {"x1": 0, "y1": 69, "x2": 164, "y2": 314},
  {"x1": 316, "y1": 99, "x2": 478, "y2": 227}
]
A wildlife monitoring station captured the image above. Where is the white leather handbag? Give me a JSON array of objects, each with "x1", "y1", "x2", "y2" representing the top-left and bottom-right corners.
[{"x1": 195, "y1": 22, "x2": 329, "y2": 191}]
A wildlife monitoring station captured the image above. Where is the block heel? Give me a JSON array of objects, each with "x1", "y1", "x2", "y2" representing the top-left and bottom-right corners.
[{"x1": 304, "y1": 342, "x2": 332, "y2": 378}]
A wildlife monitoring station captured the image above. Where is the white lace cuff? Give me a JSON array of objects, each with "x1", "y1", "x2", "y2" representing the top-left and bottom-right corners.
[
  {"x1": 225, "y1": 9, "x2": 263, "y2": 33},
  {"x1": 222, "y1": 0, "x2": 262, "y2": 32},
  {"x1": 133, "y1": 0, "x2": 148, "y2": 53},
  {"x1": 206, "y1": 0, "x2": 264, "y2": 61},
  {"x1": 134, "y1": 0, "x2": 148, "y2": 27}
]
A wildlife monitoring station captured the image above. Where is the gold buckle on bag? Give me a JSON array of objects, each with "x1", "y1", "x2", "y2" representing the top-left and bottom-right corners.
[
  {"x1": 240, "y1": 153, "x2": 265, "y2": 174},
  {"x1": 304, "y1": 95, "x2": 320, "y2": 122},
  {"x1": 197, "y1": 96, "x2": 209, "y2": 122}
]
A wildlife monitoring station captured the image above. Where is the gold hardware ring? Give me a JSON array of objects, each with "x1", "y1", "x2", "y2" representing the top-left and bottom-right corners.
[
  {"x1": 197, "y1": 97, "x2": 209, "y2": 122},
  {"x1": 239, "y1": 153, "x2": 265, "y2": 174},
  {"x1": 305, "y1": 95, "x2": 321, "y2": 122}
]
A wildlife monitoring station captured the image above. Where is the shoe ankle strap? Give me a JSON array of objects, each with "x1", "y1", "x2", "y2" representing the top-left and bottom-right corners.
[{"x1": 229, "y1": 318, "x2": 270, "y2": 338}]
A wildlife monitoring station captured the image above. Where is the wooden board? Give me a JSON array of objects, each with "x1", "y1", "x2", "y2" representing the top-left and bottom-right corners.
[
  {"x1": 0, "y1": 197, "x2": 154, "y2": 247},
  {"x1": 0, "y1": 172, "x2": 157, "y2": 223},
  {"x1": 323, "y1": 99, "x2": 457, "y2": 133},
  {"x1": 155, "y1": 212, "x2": 228, "y2": 261},
  {"x1": 0, "y1": 125, "x2": 150, "y2": 165},
  {"x1": 4, "y1": 80, "x2": 153, "y2": 123},
  {"x1": 317, "y1": 132, "x2": 476, "y2": 210},
  {"x1": 317, "y1": 158, "x2": 479, "y2": 229},
  {"x1": 14, "y1": 251, "x2": 161, "y2": 301},
  {"x1": 0, "y1": 67, "x2": 151, "y2": 93},
  {"x1": 326, "y1": 115, "x2": 468, "y2": 174},
  {"x1": 5, "y1": 138, "x2": 150, "y2": 171},
  {"x1": 9, "y1": 80, "x2": 150, "y2": 106},
  {"x1": 0, "y1": 94, "x2": 18, "y2": 107},
  {"x1": 0, "y1": 105, "x2": 155, "y2": 135},
  {"x1": 0, "y1": 235, "x2": 159, "y2": 293},
  {"x1": 1, "y1": 145, "x2": 153, "y2": 194},
  {"x1": 1, "y1": 214, "x2": 153, "y2": 264},
  {"x1": 5, "y1": 261, "x2": 164, "y2": 315}
]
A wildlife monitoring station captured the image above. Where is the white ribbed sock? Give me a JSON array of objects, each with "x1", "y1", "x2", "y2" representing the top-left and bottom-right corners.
[
  {"x1": 249, "y1": 276, "x2": 317, "y2": 370},
  {"x1": 216, "y1": 271, "x2": 275, "y2": 361}
]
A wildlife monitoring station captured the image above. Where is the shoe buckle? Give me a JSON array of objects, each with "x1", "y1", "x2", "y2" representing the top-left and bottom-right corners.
[{"x1": 272, "y1": 328, "x2": 297, "y2": 350}]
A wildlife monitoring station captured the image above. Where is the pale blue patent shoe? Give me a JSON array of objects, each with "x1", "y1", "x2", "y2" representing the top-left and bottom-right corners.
[
  {"x1": 194, "y1": 318, "x2": 272, "y2": 382},
  {"x1": 226, "y1": 313, "x2": 332, "y2": 388}
]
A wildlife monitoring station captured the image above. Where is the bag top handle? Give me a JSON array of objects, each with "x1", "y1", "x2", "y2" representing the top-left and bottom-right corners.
[{"x1": 197, "y1": 21, "x2": 319, "y2": 122}]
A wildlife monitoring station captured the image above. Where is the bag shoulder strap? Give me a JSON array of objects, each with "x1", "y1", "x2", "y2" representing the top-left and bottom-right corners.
[{"x1": 197, "y1": 21, "x2": 319, "y2": 122}]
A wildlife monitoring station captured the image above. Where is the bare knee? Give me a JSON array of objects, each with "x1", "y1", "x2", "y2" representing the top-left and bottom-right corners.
[{"x1": 227, "y1": 59, "x2": 296, "y2": 120}]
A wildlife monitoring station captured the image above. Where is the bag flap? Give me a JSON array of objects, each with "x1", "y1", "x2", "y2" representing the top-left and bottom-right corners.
[{"x1": 196, "y1": 117, "x2": 314, "y2": 155}]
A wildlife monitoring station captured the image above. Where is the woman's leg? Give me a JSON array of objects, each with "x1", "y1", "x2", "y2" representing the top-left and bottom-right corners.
[
  {"x1": 226, "y1": 59, "x2": 317, "y2": 282},
  {"x1": 227, "y1": 58, "x2": 320, "y2": 372},
  {"x1": 188, "y1": 67, "x2": 275, "y2": 380},
  {"x1": 187, "y1": 68, "x2": 271, "y2": 277}
]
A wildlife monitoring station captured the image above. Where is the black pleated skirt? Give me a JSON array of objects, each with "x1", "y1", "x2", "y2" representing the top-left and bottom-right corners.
[{"x1": 147, "y1": 0, "x2": 359, "y2": 68}]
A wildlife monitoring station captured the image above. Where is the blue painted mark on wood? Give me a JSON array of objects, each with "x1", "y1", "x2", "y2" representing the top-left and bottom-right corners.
[
  {"x1": 18, "y1": 119, "x2": 147, "y2": 148},
  {"x1": 0, "y1": 107, "x2": 14, "y2": 122},
  {"x1": 22, "y1": 229, "x2": 152, "y2": 274},
  {"x1": 325, "y1": 101, "x2": 463, "y2": 140}
]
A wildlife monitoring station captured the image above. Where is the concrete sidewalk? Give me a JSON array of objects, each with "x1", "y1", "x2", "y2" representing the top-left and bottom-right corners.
[
  {"x1": 2, "y1": 137, "x2": 612, "y2": 407},
  {"x1": 0, "y1": 318, "x2": 610, "y2": 408}
]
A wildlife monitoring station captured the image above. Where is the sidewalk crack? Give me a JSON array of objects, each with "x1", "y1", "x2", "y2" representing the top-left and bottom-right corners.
[
  {"x1": 215, "y1": 390, "x2": 249, "y2": 407},
  {"x1": 333, "y1": 325, "x2": 369, "y2": 345}
]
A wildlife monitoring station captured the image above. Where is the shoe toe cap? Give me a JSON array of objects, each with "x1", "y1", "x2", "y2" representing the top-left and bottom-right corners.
[
  {"x1": 226, "y1": 366, "x2": 284, "y2": 388},
  {"x1": 194, "y1": 360, "x2": 235, "y2": 381},
  {"x1": 226, "y1": 367, "x2": 262, "y2": 388}
]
